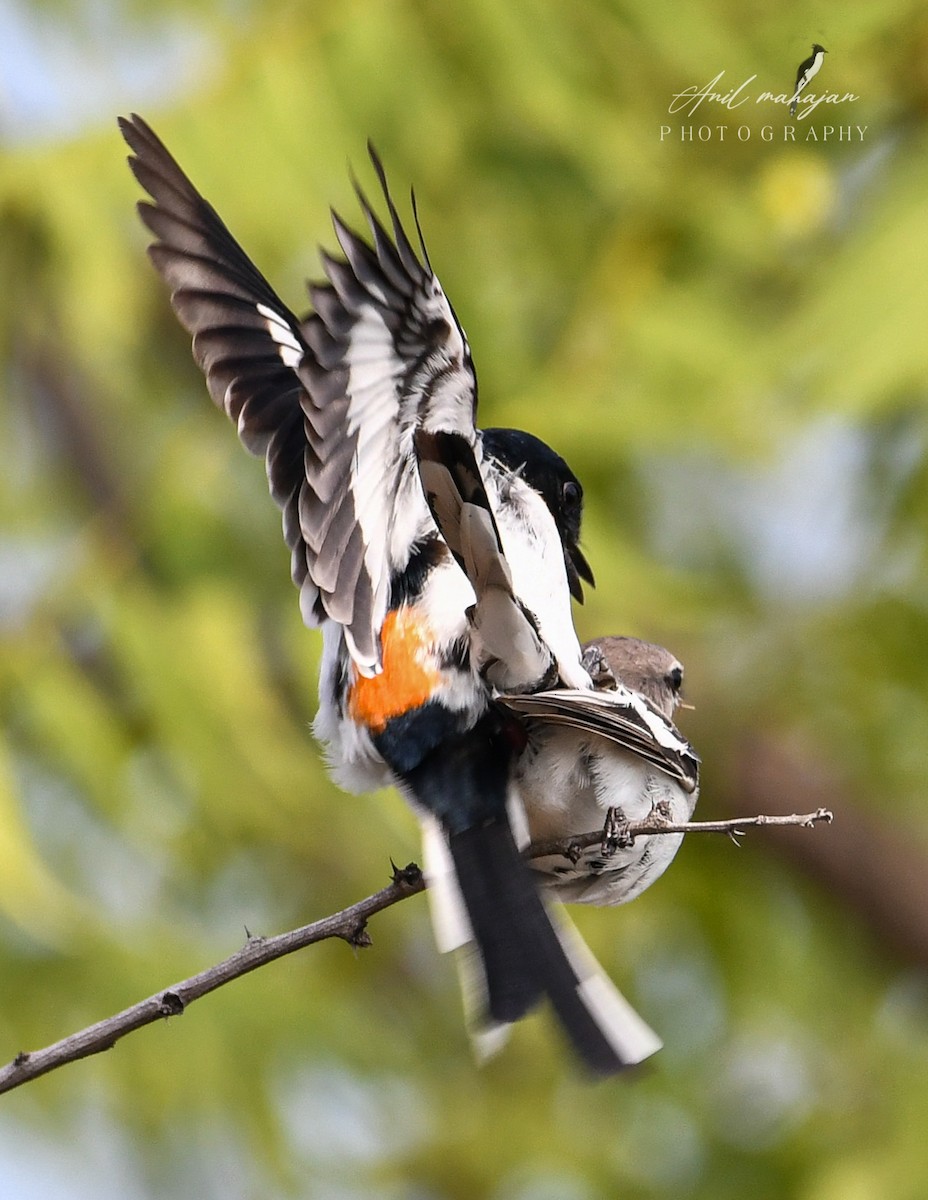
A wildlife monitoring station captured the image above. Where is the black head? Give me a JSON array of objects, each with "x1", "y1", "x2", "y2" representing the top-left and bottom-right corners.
[
  {"x1": 481, "y1": 427, "x2": 595, "y2": 602},
  {"x1": 812, "y1": 43, "x2": 827, "y2": 53}
]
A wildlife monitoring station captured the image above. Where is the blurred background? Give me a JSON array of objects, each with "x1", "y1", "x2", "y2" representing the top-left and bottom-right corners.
[{"x1": 3, "y1": 1, "x2": 928, "y2": 1196}]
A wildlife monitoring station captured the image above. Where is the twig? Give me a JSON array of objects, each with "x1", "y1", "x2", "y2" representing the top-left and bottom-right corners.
[
  {"x1": 0, "y1": 807, "x2": 833, "y2": 1097},
  {"x1": 526, "y1": 807, "x2": 834, "y2": 861},
  {"x1": 0, "y1": 862, "x2": 425, "y2": 1097}
]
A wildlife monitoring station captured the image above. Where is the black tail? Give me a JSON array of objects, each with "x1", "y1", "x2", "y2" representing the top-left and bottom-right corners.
[
  {"x1": 448, "y1": 817, "x2": 650, "y2": 1075},
  {"x1": 398, "y1": 712, "x2": 659, "y2": 1073},
  {"x1": 447, "y1": 820, "x2": 546, "y2": 1024}
]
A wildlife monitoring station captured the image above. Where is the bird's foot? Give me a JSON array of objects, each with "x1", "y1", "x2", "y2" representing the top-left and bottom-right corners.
[
  {"x1": 582, "y1": 644, "x2": 617, "y2": 691},
  {"x1": 601, "y1": 806, "x2": 633, "y2": 855}
]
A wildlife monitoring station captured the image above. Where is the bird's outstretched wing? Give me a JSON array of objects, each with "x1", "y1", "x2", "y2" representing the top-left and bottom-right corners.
[
  {"x1": 120, "y1": 114, "x2": 479, "y2": 675},
  {"x1": 499, "y1": 684, "x2": 700, "y2": 793}
]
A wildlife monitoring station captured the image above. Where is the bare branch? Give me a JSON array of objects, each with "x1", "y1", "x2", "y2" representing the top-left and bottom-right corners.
[
  {"x1": 0, "y1": 806, "x2": 833, "y2": 1098},
  {"x1": 525, "y1": 807, "x2": 834, "y2": 862},
  {"x1": 0, "y1": 863, "x2": 425, "y2": 1097},
  {"x1": 731, "y1": 734, "x2": 928, "y2": 968}
]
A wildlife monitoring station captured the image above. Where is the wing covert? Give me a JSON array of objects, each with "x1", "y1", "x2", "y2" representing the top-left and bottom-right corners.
[{"x1": 499, "y1": 685, "x2": 700, "y2": 793}]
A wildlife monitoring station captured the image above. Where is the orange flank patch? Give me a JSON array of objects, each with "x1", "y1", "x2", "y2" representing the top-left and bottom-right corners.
[{"x1": 348, "y1": 609, "x2": 441, "y2": 733}]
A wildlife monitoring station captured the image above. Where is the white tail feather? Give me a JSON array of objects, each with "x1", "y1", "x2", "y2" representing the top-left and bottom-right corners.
[
  {"x1": 421, "y1": 811, "x2": 661, "y2": 1068},
  {"x1": 550, "y1": 905, "x2": 663, "y2": 1065},
  {"x1": 421, "y1": 819, "x2": 512, "y2": 1060},
  {"x1": 421, "y1": 817, "x2": 472, "y2": 954}
]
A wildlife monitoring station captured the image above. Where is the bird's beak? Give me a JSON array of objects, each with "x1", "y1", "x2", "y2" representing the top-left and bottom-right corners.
[{"x1": 565, "y1": 543, "x2": 595, "y2": 602}]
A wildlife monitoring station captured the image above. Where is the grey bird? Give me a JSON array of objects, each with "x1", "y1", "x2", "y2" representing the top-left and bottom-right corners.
[
  {"x1": 502, "y1": 636, "x2": 700, "y2": 907},
  {"x1": 426, "y1": 635, "x2": 699, "y2": 1063}
]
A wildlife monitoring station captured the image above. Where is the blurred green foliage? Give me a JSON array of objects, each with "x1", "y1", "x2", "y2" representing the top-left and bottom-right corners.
[{"x1": 3, "y1": 1, "x2": 928, "y2": 1197}]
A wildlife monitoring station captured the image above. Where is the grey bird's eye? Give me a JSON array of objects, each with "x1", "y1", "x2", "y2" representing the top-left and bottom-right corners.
[{"x1": 668, "y1": 665, "x2": 684, "y2": 692}]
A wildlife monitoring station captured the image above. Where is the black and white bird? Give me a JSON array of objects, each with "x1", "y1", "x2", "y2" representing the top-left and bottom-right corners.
[
  {"x1": 789, "y1": 43, "x2": 827, "y2": 117},
  {"x1": 119, "y1": 115, "x2": 656, "y2": 1073},
  {"x1": 502, "y1": 636, "x2": 700, "y2": 907}
]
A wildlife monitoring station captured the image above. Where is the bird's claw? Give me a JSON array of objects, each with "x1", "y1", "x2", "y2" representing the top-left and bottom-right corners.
[
  {"x1": 601, "y1": 806, "x2": 633, "y2": 855},
  {"x1": 582, "y1": 644, "x2": 617, "y2": 691}
]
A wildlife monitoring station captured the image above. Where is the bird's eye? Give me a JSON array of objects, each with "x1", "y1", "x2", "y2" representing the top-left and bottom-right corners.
[
  {"x1": 667, "y1": 666, "x2": 684, "y2": 692},
  {"x1": 562, "y1": 480, "x2": 582, "y2": 509}
]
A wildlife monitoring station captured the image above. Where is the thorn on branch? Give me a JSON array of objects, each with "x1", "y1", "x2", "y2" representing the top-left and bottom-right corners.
[
  {"x1": 0, "y1": 865, "x2": 428, "y2": 1097},
  {"x1": 159, "y1": 991, "x2": 185, "y2": 1017},
  {"x1": 391, "y1": 861, "x2": 423, "y2": 890},
  {"x1": 345, "y1": 922, "x2": 372, "y2": 949}
]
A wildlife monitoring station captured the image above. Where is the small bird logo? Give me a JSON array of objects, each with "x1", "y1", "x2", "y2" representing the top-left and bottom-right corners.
[{"x1": 790, "y1": 43, "x2": 827, "y2": 116}]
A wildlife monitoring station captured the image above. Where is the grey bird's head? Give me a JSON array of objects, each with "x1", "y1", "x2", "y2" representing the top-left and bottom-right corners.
[{"x1": 582, "y1": 636, "x2": 687, "y2": 719}]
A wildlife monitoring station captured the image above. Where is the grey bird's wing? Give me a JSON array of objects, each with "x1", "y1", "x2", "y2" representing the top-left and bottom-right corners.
[{"x1": 499, "y1": 683, "x2": 700, "y2": 793}]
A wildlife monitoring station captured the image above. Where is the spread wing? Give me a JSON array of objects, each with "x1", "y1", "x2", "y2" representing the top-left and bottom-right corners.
[
  {"x1": 120, "y1": 114, "x2": 479, "y2": 675},
  {"x1": 499, "y1": 684, "x2": 700, "y2": 793}
]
